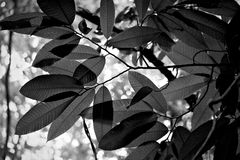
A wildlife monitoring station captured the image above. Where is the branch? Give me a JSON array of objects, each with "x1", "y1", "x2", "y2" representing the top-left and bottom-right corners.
[
  {"x1": 2, "y1": 31, "x2": 13, "y2": 160},
  {"x1": 140, "y1": 47, "x2": 175, "y2": 81}
]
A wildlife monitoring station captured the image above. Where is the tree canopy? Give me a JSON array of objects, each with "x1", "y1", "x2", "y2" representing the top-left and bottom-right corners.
[{"x1": 1, "y1": 0, "x2": 240, "y2": 160}]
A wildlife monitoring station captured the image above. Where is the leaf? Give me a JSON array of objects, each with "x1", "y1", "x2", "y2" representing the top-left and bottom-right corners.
[
  {"x1": 108, "y1": 26, "x2": 161, "y2": 48},
  {"x1": 171, "y1": 126, "x2": 190, "y2": 158},
  {"x1": 43, "y1": 91, "x2": 79, "y2": 102},
  {"x1": 50, "y1": 38, "x2": 80, "y2": 58},
  {"x1": 100, "y1": 0, "x2": 115, "y2": 38},
  {"x1": 32, "y1": 35, "x2": 80, "y2": 68},
  {"x1": 20, "y1": 74, "x2": 83, "y2": 101},
  {"x1": 93, "y1": 86, "x2": 113, "y2": 142},
  {"x1": 134, "y1": 0, "x2": 150, "y2": 21},
  {"x1": 179, "y1": 120, "x2": 213, "y2": 160},
  {"x1": 167, "y1": 41, "x2": 219, "y2": 75},
  {"x1": 128, "y1": 71, "x2": 168, "y2": 113},
  {"x1": 214, "y1": 127, "x2": 238, "y2": 160},
  {"x1": 130, "y1": 86, "x2": 153, "y2": 106},
  {"x1": 15, "y1": 96, "x2": 76, "y2": 135},
  {"x1": 151, "y1": 0, "x2": 174, "y2": 12},
  {"x1": 159, "y1": 13, "x2": 207, "y2": 49},
  {"x1": 66, "y1": 45, "x2": 100, "y2": 59},
  {"x1": 73, "y1": 56, "x2": 105, "y2": 85},
  {"x1": 48, "y1": 89, "x2": 95, "y2": 141},
  {"x1": 127, "y1": 122, "x2": 168, "y2": 147},
  {"x1": 191, "y1": 81, "x2": 219, "y2": 130},
  {"x1": 78, "y1": 19, "x2": 92, "y2": 34},
  {"x1": 42, "y1": 59, "x2": 81, "y2": 76},
  {"x1": 126, "y1": 141, "x2": 160, "y2": 160},
  {"x1": 177, "y1": 9, "x2": 227, "y2": 42},
  {"x1": 33, "y1": 26, "x2": 75, "y2": 39},
  {"x1": 153, "y1": 32, "x2": 175, "y2": 52},
  {"x1": 81, "y1": 99, "x2": 153, "y2": 124},
  {"x1": 37, "y1": 0, "x2": 75, "y2": 24},
  {"x1": 98, "y1": 111, "x2": 158, "y2": 150},
  {"x1": 161, "y1": 75, "x2": 208, "y2": 101}
]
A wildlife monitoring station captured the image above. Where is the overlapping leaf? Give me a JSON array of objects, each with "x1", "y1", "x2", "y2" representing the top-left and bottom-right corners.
[
  {"x1": 162, "y1": 75, "x2": 208, "y2": 101},
  {"x1": 108, "y1": 26, "x2": 161, "y2": 48},
  {"x1": 134, "y1": 0, "x2": 150, "y2": 21},
  {"x1": 99, "y1": 111, "x2": 158, "y2": 150},
  {"x1": 167, "y1": 41, "x2": 219, "y2": 75},
  {"x1": 100, "y1": 0, "x2": 115, "y2": 38},
  {"x1": 48, "y1": 89, "x2": 95, "y2": 141},
  {"x1": 151, "y1": 0, "x2": 174, "y2": 12},
  {"x1": 177, "y1": 9, "x2": 227, "y2": 42},
  {"x1": 171, "y1": 126, "x2": 190, "y2": 158},
  {"x1": 128, "y1": 71, "x2": 167, "y2": 113},
  {"x1": 37, "y1": 0, "x2": 75, "y2": 24},
  {"x1": 15, "y1": 96, "x2": 76, "y2": 135},
  {"x1": 32, "y1": 35, "x2": 80, "y2": 68},
  {"x1": 127, "y1": 122, "x2": 168, "y2": 147},
  {"x1": 93, "y1": 86, "x2": 113, "y2": 142},
  {"x1": 73, "y1": 56, "x2": 105, "y2": 85},
  {"x1": 20, "y1": 74, "x2": 83, "y2": 101},
  {"x1": 81, "y1": 99, "x2": 153, "y2": 124},
  {"x1": 130, "y1": 86, "x2": 153, "y2": 106},
  {"x1": 126, "y1": 141, "x2": 160, "y2": 160}
]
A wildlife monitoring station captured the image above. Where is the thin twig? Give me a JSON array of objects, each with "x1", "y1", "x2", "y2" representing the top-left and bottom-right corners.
[
  {"x1": 82, "y1": 118, "x2": 98, "y2": 160},
  {"x1": 2, "y1": 31, "x2": 13, "y2": 160}
]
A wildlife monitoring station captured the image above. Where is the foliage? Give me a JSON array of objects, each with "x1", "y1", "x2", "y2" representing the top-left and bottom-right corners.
[{"x1": 1, "y1": 0, "x2": 240, "y2": 159}]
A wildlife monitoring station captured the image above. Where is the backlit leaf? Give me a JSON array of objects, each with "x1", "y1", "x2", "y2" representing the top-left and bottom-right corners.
[
  {"x1": 100, "y1": 0, "x2": 115, "y2": 38},
  {"x1": 108, "y1": 26, "x2": 161, "y2": 48},
  {"x1": 134, "y1": 0, "x2": 150, "y2": 21},
  {"x1": 20, "y1": 74, "x2": 83, "y2": 101},
  {"x1": 162, "y1": 75, "x2": 208, "y2": 101},
  {"x1": 37, "y1": 0, "x2": 75, "y2": 24},
  {"x1": 47, "y1": 89, "x2": 95, "y2": 141},
  {"x1": 99, "y1": 111, "x2": 158, "y2": 150},
  {"x1": 127, "y1": 122, "x2": 168, "y2": 147},
  {"x1": 130, "y1": 86, "x2": 153, "y2": 106},
  {"x1": 93, "y1": 86, "x2": 113, "y2": 142},
  {"x1": 126, "y1": 141, "x2": 160, "y2": 160},
  {"x1": 73, "y1": 56, "x2": 105, "y2": 85},
  {"x1": 128, "y1": 71, "x2": 167, "y2": 113},
  {"x1": 81, "y1": 99, "x2": 152, "y2": 124},
  {"x1": 16, "y1": 96, "x2": 76, "y2": 135}
]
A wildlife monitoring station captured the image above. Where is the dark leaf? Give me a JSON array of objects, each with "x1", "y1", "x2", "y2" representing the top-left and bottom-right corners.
[
  {"x1": 50, "y1": 38, "x2": 80, "y2": 58},
  {"x1": 159, "y1": 13, "x2": 207, "y2": 49},
  {"x1": 153, "y1": 32, "x2": 175, "y2": 52},
  {"x1": 214, "y1": 127, "x2": 238, "y2": 160},
  {"x1": 179, "y1": 120, "x2": 213, "y2": 160},
  {"x1": 37, "y1": 0, "x2": 75, "y2": 24},
  {"x1": 177, "y1": 9, "x2": 227, "y2": 42},
  {"x1": 126, "y1": 141, "x2": 160, "y2": 160},
  {"x1": 81, "y1": 99, "x2": 153, "y2": 124},
  {"x1": 108, "y1": 26, "x2": 161, "y2": 48},
  {"x1": 98, "y1": 111, "x2": 158, "y2": 150},
  {"x1": 151, "y1": 0, "x2": 174, "y2": 12},
  {"x1": 16, "y1": 96, "x2": 76, "y2": 135},
  {"x1": 130, "y1": 86, "x2": 153, "y2": 106},
  {"x1": 48, "y1": 89, "x2": 95, "y2": 141},
  {"x1": 43, "y1": 91, "x2": 79, "y2": 102},
  {"x1": 127, "y1": 122, "x2": 168, "y2": 147},
  {"x1": 93, "y1": 86, "x2": 113, "y2": 142},
  {"x1": 100, "y1": 0, "x2": 115, "y2": 38},
  {"x1": 78, "y1": 19, "x2": 92, "y2": 34},
  {"x1": 129, "y1": 71, "x2": 167, "y2": 113},
  {"x1": 73, "y1": 56, "x2": 105, "y2": 85},
  {"x1": 32, "y1": 35, "x2": 80, "y2": 67},
  {"x1": 134, "y1": 0, "x2": 151, "y2": 21},
  {"x1": 65, "y1": 45, "x2": 100, "y2": 59},
  {"x1": 171, "y1": 126, "x2": 190, "y2": 158},
  {"x1": 20, "y1": 74, "x2": 83, "y2": 101}
]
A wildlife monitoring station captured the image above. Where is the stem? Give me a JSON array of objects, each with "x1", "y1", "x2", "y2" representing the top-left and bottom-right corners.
[{"x1": 2, "y1": 31, "x2": 13, "y2": 160}]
